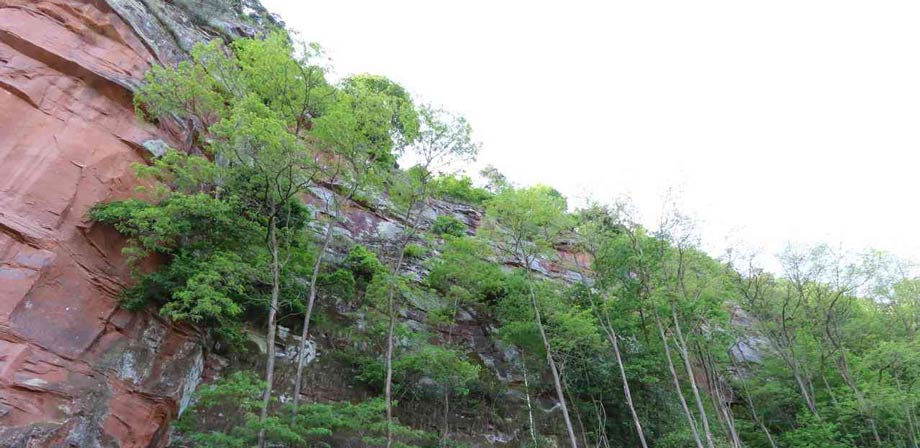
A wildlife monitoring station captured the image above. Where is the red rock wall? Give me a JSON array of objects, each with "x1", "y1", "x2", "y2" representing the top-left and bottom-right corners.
[{"x1": 0, "y1": 1, "x2": 207, "y2": 446}]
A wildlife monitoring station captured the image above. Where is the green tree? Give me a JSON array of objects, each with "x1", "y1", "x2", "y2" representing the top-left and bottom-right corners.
[
  {"x1": 576, "y1": 203, "x2": 650, "y2": 447},
  {"x1": 291, "y1": 73, "x2": 421, "y2": 418},
  {"x1": 133, "y1": 33, "x2": 334, "y2": 447},
  {"x1": 395, "y1": 344, "x2": 481, "y2": 442},
  {"x1": 381, "y1": 103, "x2": 479, "y2": 447},
  {"x1": 480, "y1": 184, "x2": 580, "y2": 448}
]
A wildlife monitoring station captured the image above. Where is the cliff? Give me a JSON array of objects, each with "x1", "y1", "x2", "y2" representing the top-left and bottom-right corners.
[
  {"x1": 0, "y1": 2, "x2": 630, "y2": 446},
  {"x1": 0, "y1": 1, "x2": 274, "y2": 446}
]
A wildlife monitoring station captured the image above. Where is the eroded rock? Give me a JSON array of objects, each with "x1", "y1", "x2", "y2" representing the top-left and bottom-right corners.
[{"x1": 0, "y1": 1, "x2": 269, "y2": 446}]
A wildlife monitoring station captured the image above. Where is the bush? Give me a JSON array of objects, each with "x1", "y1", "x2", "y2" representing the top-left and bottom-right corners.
[
  {"x1": 318, "y1": 268, "x2": 356, "y2": 301},
  {"x1": 431, "y1": 174, "x2": 492, "y2": 205},
  {"x1": 403, "y1": 243, "x2": 427, "y2": 259},
  {"x1": 175, "y1": 370, "x2": 434, "y2": 447},
  {"x1": 781, "y1": 412, "x2": 852, "y2": 448},
  {"x1": 431, "y1": 215, "x2": 468, "y2": 237},
  {"x1": 343, "y1": 245, "x2": 384, "y2": 290},
  {"x1": 427, "y1": 237, "x2": 510, "y2": 305},
  {"x1": 89, "y1": 190, "x2": 265, "y2": 340},
  {"x1": 395, "y1": 345, "x2": 481, "y2": 399}
]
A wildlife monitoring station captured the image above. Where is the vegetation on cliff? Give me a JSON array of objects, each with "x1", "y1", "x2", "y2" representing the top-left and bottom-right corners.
[{"x1": 91, "y1": 31, "x2": 920, "y2": 448}]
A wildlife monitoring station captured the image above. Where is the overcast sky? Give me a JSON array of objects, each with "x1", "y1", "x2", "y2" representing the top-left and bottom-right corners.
[{"x1": 262, "y1": 0, "x2": 920, "y2": 267}]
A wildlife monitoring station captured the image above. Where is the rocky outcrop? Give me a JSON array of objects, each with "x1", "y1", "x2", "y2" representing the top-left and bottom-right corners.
[
  {"x1": 0, "y1": 1, "x2": 272, "y2": 446},
  {"x1": 0, "y1": 2, "x2": 590, "y2": 445}
]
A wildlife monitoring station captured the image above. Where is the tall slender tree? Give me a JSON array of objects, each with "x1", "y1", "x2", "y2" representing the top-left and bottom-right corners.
[
  {"x1": 481, "y1": 185, "x2": 580, "y2": 448},
  {"x1": 290, "y1": 74, "x2": 417, "y2": 418},
  {"x1": 382, "y1": 104, "x2": 479, "y2": 447}
]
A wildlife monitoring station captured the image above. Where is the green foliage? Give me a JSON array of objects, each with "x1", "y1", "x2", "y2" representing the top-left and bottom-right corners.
[
  {"x1": 89, "y1": 192, "x2": 249, "y2": 265},
  {"x1": 481, "y1": 184, "x2": 572, "y2": 264},
  {"x1": 395, "y1": 345, "x2": 481, "y2": 398},
  {"x1": 426, "y1": 236, "x2": 510, "y2": 305},
  {"x1": 292, "y1": 398, "x2": 434, "y2": 447},
  {"x1": 106, "y1": 23, "x2": 920, "y2": 448},
  {"x1": 781, "y1": 412, "x2": 852, "y2": 448},
  {"x1": 343, "y1": 244, "x2": 385, "y2": 290},
  {"x1": 478, "y1": 165, "x2": 509, "y2": 193},
  {"x1": 430, "y1": 214, "x2": 468, "y2": 237},
  {"x1": 173, "y1": 371, "x2": 266, "y2": 447},
  {"x1": 318, "y1": 268, "x2": 357, "y2": 300},
  {"x1": 338, "y1": 74, "x2": 420, "y2": 155},
  {"x1": 493, "y1": 276, "x2": 550, "y2": 354},
  {"x1": 89, "y1": 162, "x2": 264, "y2": 336},
  {"x1": 312, "y1": 73, "x2": 419, "y2": 184},
  {"x1": 431, "y1": 174, "x2": 492, "y2": 205},
  {"x1": 388, "y1": 104, "x2": 479, "y2": 215},
  {"x1": 175, "y1": 371, "x2": 433, "y2": 447},
  {"x1": 403, "y1": 243, "x2": 427, "y2": 259}
]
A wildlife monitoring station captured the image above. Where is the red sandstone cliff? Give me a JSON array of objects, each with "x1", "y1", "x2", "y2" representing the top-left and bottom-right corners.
[
  {"x1": 0, "y1": 3, "x2": 596, "y2": 445},
  {"x1": 0, "y1": 1, "x2": 273, "y2": 446}
]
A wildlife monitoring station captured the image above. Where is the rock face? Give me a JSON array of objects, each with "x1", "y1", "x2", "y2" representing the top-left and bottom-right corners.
[
  {"x1": 0, "y1": 1, "x2": 272, "y2": 446},
  {"x1": 0, "y1": 2, "x2": 591, "y2": 446}
]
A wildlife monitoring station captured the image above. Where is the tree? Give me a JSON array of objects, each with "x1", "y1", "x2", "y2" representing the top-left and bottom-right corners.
[
  {"x1": 133, "y1": 33, "x2": 334, "y2": 448},
  {"x1": 479, "y1": 164, "x2": 509, "y2": 193},
  {"x1": 480, "y1": 184, "x2": 580, "y2": 448},
  {"x1": 395, "y1": 344, "x2": 481, "y2": 442},
  {"x1": 291, "y1": 73, "x2": 420, "y2": 418},
  {"x1": 382, "y1": 103, "x2": 479, "y2": 447},
  {"x1": 89, "y1": 150, "x2": 262, "y2": 343},
  {"x1": 592, "y1": 211, "x2": 708, "y2": 448},
  {"x1": 577, "y1": 204, "x2": 650, "y2": 448}
]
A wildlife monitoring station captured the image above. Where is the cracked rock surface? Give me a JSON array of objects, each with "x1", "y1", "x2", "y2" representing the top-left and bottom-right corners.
[{"x1": 0, "y1": 1, "x2": 270, "y2": 446}]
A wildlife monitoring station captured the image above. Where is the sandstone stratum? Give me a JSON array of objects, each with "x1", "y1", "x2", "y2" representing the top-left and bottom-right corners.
[
  {"x1": 0, "y1": 3, "x2": 586, "y2": 446},
  {"x1": 0, "y1": 1, "x2": 274, "y2": 445}
]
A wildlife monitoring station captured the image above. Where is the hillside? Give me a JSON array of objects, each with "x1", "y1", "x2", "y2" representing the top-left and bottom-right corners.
[{"x1": 1, "y1": 2, "x2": 918, "y2": 448}]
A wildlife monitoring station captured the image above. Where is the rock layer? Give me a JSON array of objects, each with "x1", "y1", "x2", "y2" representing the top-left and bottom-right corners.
[
  {"x1": 0, "y1": 1, "x2": 270, "y2": 446},
  {"x1": 0, "y1": 2, "x2": 588, "y2": 445}
]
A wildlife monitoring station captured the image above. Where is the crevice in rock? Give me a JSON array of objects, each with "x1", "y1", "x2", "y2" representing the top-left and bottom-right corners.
[
  {"x1": 0, "y1": 27, "x2": 134, "y2": 107},
  {"x1": 0, "y1": 79, "x2": 46, "y2": 115}
]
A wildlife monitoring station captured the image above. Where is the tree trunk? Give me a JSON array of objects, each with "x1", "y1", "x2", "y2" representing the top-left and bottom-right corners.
[
  {"x1": 820, "y1": 369, "x2": 839, "y2": 406},
  {"x1": 669, "y1": 305, "x2": 716, "y2": 448},
  {"x1": 896, "y1": 378, "x2": 919, "y2": 448},
  {"x1": 442, "y1": 389, "x2": 450, "y2": 443},
  {"x1": 733, "y1": 348, "x2": 777, "y2": 448},
  {"x1": 837, "y1": 352, "x2": 882, "y2": 446},
  {"x1": 384, "y1": 173, "x2": 433, "y2": 447},
  {"x1": 562, "y1": 374, "x2": 590, "y2": 448},
  {"x1": 385, "y1": 239, "x2": 410, "y2": 448},
  {"x1": 599, "y1": 318, "x2": 649, "y2": 448},
  {"x1": 702, "y1": 347, "x2": 741, "y2": 448},
  {"x1": 528, "y1": 279, "x2": 579, "y2": 448},
  {"x1": 783, "y1": 348, "x2": 819, "y2": 419},
  {"x1": 384, "y1": 283, "x2": 398, "y2": 448},
  {"x1": 698, "y1": 347, "x2": 729, "y2": 441},
  {"x1": 258, "y1": 217, "x2": 281, "y2": 448},
  {"x1": 521, "y1": 350, "x2": 539, "y2": 447},
  {"x1": 291, "y1": 218, "x2": 336, "y2": 419},
  {"x1": 654, "y1": 310, "x2": 705, "y2": 448}
]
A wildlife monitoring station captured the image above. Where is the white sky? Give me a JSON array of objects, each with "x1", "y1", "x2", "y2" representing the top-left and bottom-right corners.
[{"x1": 263, "y1": 0, "x2": 920, "y2": 267}]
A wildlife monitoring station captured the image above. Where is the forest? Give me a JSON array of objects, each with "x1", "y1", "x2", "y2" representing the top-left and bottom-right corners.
[{"x1": 89, "y1": 30, "x2": 920, "y2": 448}]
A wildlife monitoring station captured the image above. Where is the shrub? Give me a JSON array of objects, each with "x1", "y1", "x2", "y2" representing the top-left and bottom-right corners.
[
  {"x1": 395, "y1": 345, "x2": 481, "y2": 399},
  {"x1": 318, "y1": 268, "x2": 356, "y2": 301},
  {"x1": 403, "y1": 243, "x2": 427, "y2": 259},
  {"x1": 343, "y1": 245, "x2": 384, "y2": 290},
  {"x1": 431, "y1": 215, "x2": 467, "y2": 237},
  {"x1": 427, "y1": 237, "x2": 510, "y2": 305},
  {"x1": 89, "y1": 188, "x2": 265, "y2": 340},
  {"x1": 175, "y1": 370, "x2": 434, "y2": 447},
  {"x1": 431, "y1": 174, "x2": 492, "y2": 205}
]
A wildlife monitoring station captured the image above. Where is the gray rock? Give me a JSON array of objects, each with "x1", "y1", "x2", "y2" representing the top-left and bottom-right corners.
[
  {"x1": 141, "y1": 139, "x2": 170, "y2": 158},
  {"x1": 376, "y1": 221, "x2": 402, "y2": 240}
]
